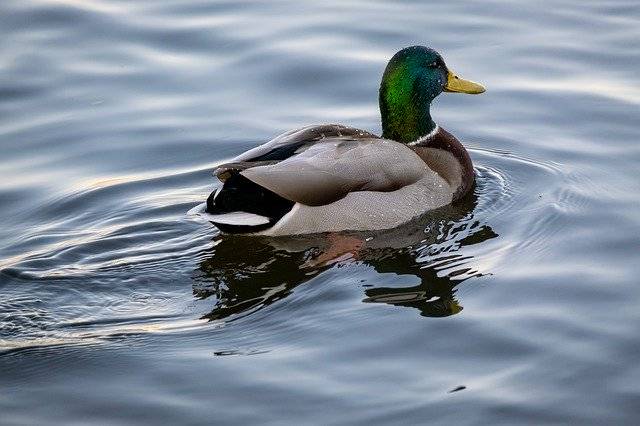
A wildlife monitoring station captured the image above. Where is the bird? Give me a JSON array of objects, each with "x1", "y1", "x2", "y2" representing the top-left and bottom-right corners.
[{"x1": 200, "y1": 46, "x2": 485, "y2": 236}]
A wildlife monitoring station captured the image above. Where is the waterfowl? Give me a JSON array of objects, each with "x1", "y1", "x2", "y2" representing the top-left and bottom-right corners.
[{"x1": 201, "y1": 46, "x2": 485, "y2": 236}]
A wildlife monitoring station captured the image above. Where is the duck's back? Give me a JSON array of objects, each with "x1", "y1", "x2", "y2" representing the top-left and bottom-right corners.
[{"x1": 213, "y1": 124, "x2": 379, "y2": 179}]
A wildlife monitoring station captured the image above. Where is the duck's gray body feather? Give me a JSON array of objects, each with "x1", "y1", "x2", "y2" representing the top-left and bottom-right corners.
[
  {"x1": 242, "y1": 137, "x2": 431, "y2": 206},
  {"x1": 258, "y1": 173, "x2": 452, "y2": 236}
]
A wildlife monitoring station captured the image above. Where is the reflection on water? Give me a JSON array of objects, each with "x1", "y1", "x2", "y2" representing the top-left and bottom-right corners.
[
  {"x1": 2, "y1": 0, "x2": 640, "y2": 423},
  {"x1": 195, "y1": 188, "x2": 497, "y2": 320}
]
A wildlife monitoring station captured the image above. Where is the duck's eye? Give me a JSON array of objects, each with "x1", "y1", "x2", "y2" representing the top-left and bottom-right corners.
[{"x1": 427, "y1": 61, "x2": 438, "y2": 68}]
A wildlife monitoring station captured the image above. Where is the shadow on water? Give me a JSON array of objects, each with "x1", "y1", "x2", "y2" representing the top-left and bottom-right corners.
[{"x1": 194, "y1": 187, "x2": 498, "y2": 321}]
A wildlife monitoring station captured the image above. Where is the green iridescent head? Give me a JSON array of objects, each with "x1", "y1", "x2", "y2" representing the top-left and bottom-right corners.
[{"x1": 379, "y1": 46, "x2": 485, "y2": 143}]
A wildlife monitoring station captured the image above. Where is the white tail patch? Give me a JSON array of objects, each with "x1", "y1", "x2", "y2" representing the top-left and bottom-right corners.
[{"x1": 206, "y1": 211, "x2": 270, "y2": 226}]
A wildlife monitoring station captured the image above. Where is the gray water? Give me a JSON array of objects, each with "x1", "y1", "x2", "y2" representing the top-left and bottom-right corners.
[{"x1": 1, "y1": 0, "x2": 640, "y2": 424}]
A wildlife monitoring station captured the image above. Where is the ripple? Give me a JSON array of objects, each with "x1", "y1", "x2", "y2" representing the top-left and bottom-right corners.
[
  {"x1": 2, "y1": 0, "x2": 639, "y2": 422},
  {"x1": 0, "y1": 139, "x2": 595, "y2": 350}
]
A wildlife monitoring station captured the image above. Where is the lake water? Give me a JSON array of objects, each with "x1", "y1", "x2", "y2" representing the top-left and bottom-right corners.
[{"x1": 1, "y1": 0, "x2": 639, "y2": 424}]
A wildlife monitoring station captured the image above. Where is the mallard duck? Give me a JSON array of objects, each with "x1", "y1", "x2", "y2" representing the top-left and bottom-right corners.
[{"x1": 201, "y1": 46, "x2": 485, "y2": 236}]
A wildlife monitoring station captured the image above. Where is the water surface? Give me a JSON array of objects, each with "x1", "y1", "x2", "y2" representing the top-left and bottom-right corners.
[{"x1": 1, "y1": 0, "x2": 640, "y2": 424}]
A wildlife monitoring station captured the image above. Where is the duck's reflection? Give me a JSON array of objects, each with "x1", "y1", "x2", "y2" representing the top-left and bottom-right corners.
[{"x1": 194, "y1": 192, "x2": 497, "y2": 320}]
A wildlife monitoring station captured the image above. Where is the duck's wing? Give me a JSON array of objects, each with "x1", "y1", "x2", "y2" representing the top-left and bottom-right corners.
[
  {"x1": 213, "y1": 124, "x2": 379, "y2": 181},
  {"x1": 241, "y1": 137, "x2": 430, "y2": 206}
]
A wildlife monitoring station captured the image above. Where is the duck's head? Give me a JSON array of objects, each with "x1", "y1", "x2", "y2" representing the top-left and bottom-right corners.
[{"x1": 379, "y1": 46, "x2": 485, "y2": 143}]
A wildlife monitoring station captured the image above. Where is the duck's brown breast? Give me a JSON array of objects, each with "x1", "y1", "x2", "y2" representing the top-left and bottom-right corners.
[{"x1": 410, "y1": 126, "x2": 474, "y2": 201}]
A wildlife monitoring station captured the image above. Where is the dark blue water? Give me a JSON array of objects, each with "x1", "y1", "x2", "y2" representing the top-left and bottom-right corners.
[{"x1": 1, "y1": 0, "x2": 639, "y2": 424}]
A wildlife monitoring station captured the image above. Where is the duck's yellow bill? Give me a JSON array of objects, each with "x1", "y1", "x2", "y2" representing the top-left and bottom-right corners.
[{"x1": 444, "y1": 70, "x2": 485, "y2": 94}]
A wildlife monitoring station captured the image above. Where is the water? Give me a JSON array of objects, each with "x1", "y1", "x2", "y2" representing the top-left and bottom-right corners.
[{"x1": 1, "y1": 0, "x2": 639, "y2": 424}]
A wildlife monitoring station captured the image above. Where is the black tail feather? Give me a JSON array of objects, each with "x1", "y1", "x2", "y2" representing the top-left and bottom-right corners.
[{"x1": 206, "y1": 173, "x2": 294, "y2": 233}]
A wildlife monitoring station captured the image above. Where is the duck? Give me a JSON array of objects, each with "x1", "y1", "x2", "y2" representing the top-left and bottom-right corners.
[{"x1": 200, "y1": 46, "x2": 485, "y2": 236}]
